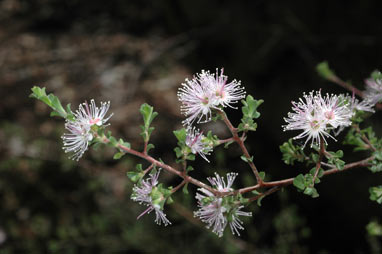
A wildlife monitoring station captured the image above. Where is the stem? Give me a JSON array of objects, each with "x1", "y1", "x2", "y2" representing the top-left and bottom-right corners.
[
  {"x1": 217, "y1": 137, "x2": 235, "y2": 145},
  {"x1": 143, "y1": 164, "x2": 154, "y2": 175},
  {"x1": 117, "y1": 143, "x2": 218, "y2": 194},
  {"x1": 171, "y1": 180, "x2": 187, "y2": 193},
  {"x1": 248, "y1": 186, "x2": 280, "y2": 203},
  {"x1": 311, "y1": 138, "x2": 325, "y2": 186},
  {"x1": 218, "y1": 110, "x2": 263, "y2": 185},
  {"x1": 329, "y1": 75, "x2": 382, "y2": 110},
  {"x1": 91, "y1": 135, "x2": 220, "y2": 195},
  {"x1": 329, "y1": 76, "x2": 364, "y2": 98},
  {"x1": 236, "y1": 155, "x2": 374, "y2": 195},
  {"x1": 143, "y1": 140, "x2": 148, "y2": 154}
]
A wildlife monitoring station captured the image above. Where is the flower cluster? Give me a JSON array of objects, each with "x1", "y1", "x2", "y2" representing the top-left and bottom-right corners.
[
  {"x1": 364, "y1": 77, "x2": 382, "y2": 105},
  {"x1": 283, "y1": 91, "x2": 373, "y2": 148},
  {"x1": 131, "y1": 170, "x2": 171, "y2": 226},
  {"x1": 194, "y1": 173, "x2": 252, "y2": 237},
  {"x1": 62, "y1": 99, "x2": 112, "y2": 160},
  {"x1": 178, "y1": 68, "x2": 246, "y2": 126}
]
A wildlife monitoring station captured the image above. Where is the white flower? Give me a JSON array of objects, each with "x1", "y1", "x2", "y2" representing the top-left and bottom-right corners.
[
  {"x1": 178, "y1": 71, "x2": 217, "y2": 125},
  {"x1": 194, "y1": 173, "x2": 252, "y2": 237},
  {"x1": 62, "y1": 121, "x2": 92, "y2": 161},
  {"x1": 131, "y1": 170, "x2": 171, "y2": 226},
  {"x1": 345, "y1": 94, "x2": 375, "y2": 113},
  {"x1": 185, "y1": 127, "x2": 212, "y2": 162},
  {"x1": 207, "y1": 172, "x2": 237, "y2": 192},
  {"x1": 74, "y1": 99, "x2": 113, "y2": 127},
  {"x1": 315, "y1": 92, "x2": 352, "y2": 129},
  {"x1": 228, "y1": 206, "x2": 253, "y2": 236},
  {"x1": 364, "y1": 78, "x2": 382, "y2": 105},
  {"x1": 203, "y1": 68, "x2": 246, "y2": 108},
  {"x1": 61, "y1": 99, "x2": 113, "y2": 161},
  {"x1": 283, "y1": 91, "x2": 337, "y2": 148},
  {"x1": 178, "y1": 69, "x2": 246, "y2": 126}
]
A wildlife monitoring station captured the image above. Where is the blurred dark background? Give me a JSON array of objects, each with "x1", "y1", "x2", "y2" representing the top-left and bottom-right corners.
[{"x1": 0, "y1": 0, "x2": 381, "y2": 253}]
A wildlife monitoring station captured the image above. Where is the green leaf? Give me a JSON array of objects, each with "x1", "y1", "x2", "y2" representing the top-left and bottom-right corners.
[
  {"x1": 369, "y1": 160, "x2": 382, "y2": 173},
  {"x1": 259, "y1": 171, "x2": 266, "y2": 180},
  {"x1": 369, "y1": 186, "x2": 382, "y2": 204},
  {"x1": 373, "y1": 150, "x2": 382, "y2": 161},
  {"x1": 140, "y1": 103, "x2": 158, "y2": 128},
  {"x1": 280, "y1": 138, "x2": 306, "y2": 165},
  {"x1": 30, "y1": 86, "x2": 68, "y2": 119},
  {"x1": 257, "y1": 196, "x2": 264, "y2": 207},
  {"x1": 182, "y1": 183, "x2": 189, "y2": 194},
  {"x1": 173, "y1": 128, "x2": 187, "y2": 143},
  {"x1": 126, "y1": 171, "x2": 143, "y2": 183},
  {"x1": 108, "y1": 136, "x2": 117, "y2": 147},
  {"x1": 139, "y1": 103, "x2": 158, "y2": 142},
  {"x1": 293, "y1": 174, "x2": 305, "y2": 190},
  {"x1": 146, "y1": 143, "x2": 155, "y2": 153},
  {"x1": 366, "y1": 220, "x2": 382, "y2": 236},
  {"x1": 239, "y1": 95, "x2": 263, "y2": 133},
  {"x1": 240, "y1": 155, "x2": 253, "y2": 163},
  {"x1": 252, "y1": 190, "x2": 261, "y2": 195},
  {"x1": 371, "y1": 70, "x2": 382, "y2": 81},
  {"x1": 304, "y1": 187, "x2": 319, "y2": 198},
  {"x1": 316, "y1": 61, "x2": 336, "y2": 80},
  {"x1": 241, "y1": 95, "x2": 263, "y2": 119},
  {"x1": 113, "y1": 152, "x2": 124, "y2": 160}
]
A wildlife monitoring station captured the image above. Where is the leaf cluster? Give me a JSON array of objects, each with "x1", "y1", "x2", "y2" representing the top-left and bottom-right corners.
[
  {"x1": 139, "y1": 103, "x2": 157, "y2": 153},
  {"x1": 280, "y1": 139, "x2": 306, "y2": 165},
  {"x1": 369, "y1": 186, "x2": 382, "y2": 204},
  {"x1": 30, "y1": 86, "x2": 74, "y2": 120},
  {"x1": 293, "y1": 168, "x2": 324, "y2": 198},
  {"x1": 324, "y1": 150, "x2": 345, "y2": 170},
  {"x1": 238, "y1": 95, "x2": 263, "y2": 132}
]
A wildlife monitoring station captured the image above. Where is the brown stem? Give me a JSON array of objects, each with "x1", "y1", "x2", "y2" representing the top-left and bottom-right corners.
[
  {"x1": 217, "y1": 137, "x2": 235, "y2": 146},
  {"x1": 329, "y1": 75, "x2": 382, "y2": 110},
  {"x1": 218, "y1": 110, "x2": 263, "y2": 185},
  {"x1": 236, "y1": 155, "x2": 374, "y2": 195},
  {"x1": 171, "y1": 180, "x2": 187, "y2": 193},
  {"x1": 312, "y1": 138, "x2": 325, "y2": 186},
  {"x1": 143, "y1": 140, "x2": 148, "y2": 154},
  {"x1": 143, "y1": 164, "x2": 154, "y2": 175},
  {"x1": 249, "y1": 186, "x2": 280, "y2": 203},
  {"x1": 110, "y1": 141, "x2": 220, "y2": 195},
  {"x1": 329, "y1": 76, "x2": 364, "y2": 98}
]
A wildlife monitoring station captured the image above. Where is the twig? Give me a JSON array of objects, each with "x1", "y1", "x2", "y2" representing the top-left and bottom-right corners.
[
  {"x1": 236, "y1": 155, "x2": 375, "y2": 195},
  {"x1": 311, "y1": 137, "x2": 325, "y2": 186},
  {"x1": 171, "y1": 180, "x2": 187, "y2": 193},
  {"x1": 218, "y1": 110, "x2": 263, "y2": 185}
]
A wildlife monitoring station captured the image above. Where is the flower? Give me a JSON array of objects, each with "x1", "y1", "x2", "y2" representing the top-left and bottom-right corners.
[
  {"x1": 61, "y1": 99, "x2": 113, "y2": 161},
  {"x1": 364, "y1": 78, "x2": 382, "y2": 105},
  {"x1": 131, "y1": 170, "x2": 171, "y2": 226},
  {"x1": 283, "y1": 91, "x2": 335, "y2": 148},
  {"x1": 194, "y1": 173, "x2": 252, "y2": 237},
  {"x1": 346, "y1": 94, "x2": 375, "y2": 113},
  {"x1": 74, "y1": 99, "x2": 113, "y2": 127},
  {"x1": 178, "y1": 71, "x2": 217, "y2": 125},
  {"x1": 178, "y1": 69, "x2": 246, "y2": 126},
  {"x1": 62, "y1": 121, "x2": 92, "y2": 161},
  {"x1": 315, "y1": 92, "x2": 353, "y2": 128},
  {"x1": 185, "y1": 127, "x2": 213, "y2": 162},
  {"x1": 204, "y1": 68, "x2": 246, "y2": 108}
]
